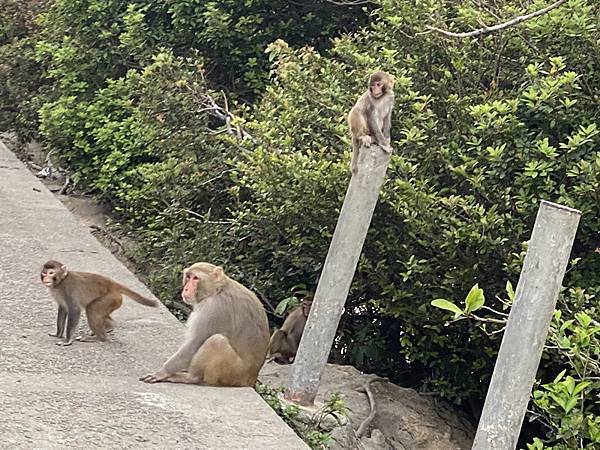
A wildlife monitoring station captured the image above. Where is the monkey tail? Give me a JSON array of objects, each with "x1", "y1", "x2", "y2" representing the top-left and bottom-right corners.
[{"x1": 118, "y1": 285, "x2": 159, "y2": 307}]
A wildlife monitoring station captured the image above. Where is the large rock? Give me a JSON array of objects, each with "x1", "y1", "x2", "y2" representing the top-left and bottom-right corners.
[{"x1": 260, "y1": 362, "x2": 474, "y2": 449}]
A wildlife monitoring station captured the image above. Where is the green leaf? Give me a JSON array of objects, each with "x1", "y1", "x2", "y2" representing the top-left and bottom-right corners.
[
  {"x1": 565, "y1": 376, "x2": 576, "y2": 394},
  {"x1": 431, "y1": 299, "x2": 464, "y2": 319},
  {"x1": 563, "y1": 396, "x2": 578, "y2": 413},
  {"x1": 572, "y1": 380, "x2": 591, "y2": 396},
  {"x1": 575, "y1": 312, "x2": 592, "y2": 327},
  {"x1": 465, "y1": 284, "x2": 485, "y2": 314},
  {"x1": 553, "y1": 369, "x2": 567, "y2": 383},
  {"x1": 274, "y1": 296, "x2": 298, "y2": 316},
  {"x1": 559, "y1": 319, "x2": 574, "y2": 333},
  {"x1": 505, "y1": 280, "x2": 515, "y2": 302}
]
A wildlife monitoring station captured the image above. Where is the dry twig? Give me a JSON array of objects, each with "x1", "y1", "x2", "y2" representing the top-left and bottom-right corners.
[
  {"x1": 58, "y1": 176, "x2": 70, "y2": 195},
  {"x1": 426, "y1": 0, "x2": 568, "y2": 38},
  {"x1": 356, "y1": 376, "x2": 388, "y2": 438}
]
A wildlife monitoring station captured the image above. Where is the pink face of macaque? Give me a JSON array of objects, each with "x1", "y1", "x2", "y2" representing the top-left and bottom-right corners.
[
  {"x1": 369, "y1": 80, "x2": 384, "y2": 98},
  {"x1": 181, "y1": 264, "x2": 224, "y2": 305},
  {"x1": 182, "y1": 271, "x2": 200, "y2": 304},
  {"x1": 41, "y1": 269, "x2": 55, "y2": 287},
  {"x1": 40, "y1": 261, "x2": 67, "y2": 288}
]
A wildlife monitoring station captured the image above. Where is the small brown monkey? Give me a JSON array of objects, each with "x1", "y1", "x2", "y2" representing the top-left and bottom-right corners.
[
  {"x1": 41, "y1": 260, "x2": 158, "y2": 346},
  {"x1": 140, "y1": 262, "x2": 270, "y2": 387},
  {"x1": 268, "y1": 297, "x2": 313, "y2": 364},
  {"x1": 348, "y1": 71, "x2": 395, "y2": 174}
]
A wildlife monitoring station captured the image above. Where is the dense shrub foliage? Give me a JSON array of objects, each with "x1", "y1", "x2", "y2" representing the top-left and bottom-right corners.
[
  {"x1": 0, "y1": 0, "x2": 47, "y2": 137},
  {"x1": 2, "y1": 0, "x2": 599, "y2": 447}
]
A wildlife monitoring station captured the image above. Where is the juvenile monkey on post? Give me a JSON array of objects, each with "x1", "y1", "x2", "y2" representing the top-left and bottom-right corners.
[
  {"x1": 140, "y1": 262, "x2": 270, "y2": 387},
  {"x1": 268, "y1": 296, "x2": 313, "y2": 364},
  {"x1": 41, "y1": 260, "x2": 158, "y2": 346},
  {"x1": 348, "y1": 71, "x2": 395, "y2": 174}
]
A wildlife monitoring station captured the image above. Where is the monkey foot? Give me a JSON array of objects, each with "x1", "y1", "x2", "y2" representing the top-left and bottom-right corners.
[
  {"x1": 56, "y1": 341, "x2": 73, "y2": 347},
  {"x1": 76, "y1": 335, "x2": 105, "y2": 343},
  {"x1": 86, "y1": 328, "x2": 114, "y2": 336},
  {"x1": 139, "y1": 372, "x2": 169, "y2": 383}
]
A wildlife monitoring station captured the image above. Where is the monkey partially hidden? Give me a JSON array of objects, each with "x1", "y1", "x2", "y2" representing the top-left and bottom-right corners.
[
  {"x1": 268, "y1": 297, "x2": 313, "y2": 364},
  {"x1": 41, "y1": 260, "x2": 158, "y2": 346},
  {"x1": 347, "y1": 71, "x2": 395, "y2": 174},
  {"x1": 140, "y1": 262, "x2": 270, "y2": 387}
]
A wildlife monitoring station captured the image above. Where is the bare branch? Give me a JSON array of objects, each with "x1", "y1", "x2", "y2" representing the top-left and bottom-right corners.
[
  {"x1": 356, "y1": 377, "x2": 388, "y2": 438},
  {"x1": 58, "y1": 175, "x2": 70, "y2": 195},
  {"x1": 471, "y1": 313, "x2": 507, "y2": 325},
  {"x1": 426, "y1": 0, "x2": 568, "y2": 38},
  {"x1": 182, "y1": 84, "x2": 255, "y2": 142},
  {"x1": 324, "y1": 0, "x2": 373, "y2": 5},
  {"x1": 481, "y1": 305, "x2": 509, "y2": 317}
]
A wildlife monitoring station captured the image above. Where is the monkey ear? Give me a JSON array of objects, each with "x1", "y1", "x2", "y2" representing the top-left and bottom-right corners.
[
  {"x1": 61, "y1": 265, "x2": 68, "y2": 275},
  {"x1": 212, "y1": 266, "x2": 224, "y2": 281}
]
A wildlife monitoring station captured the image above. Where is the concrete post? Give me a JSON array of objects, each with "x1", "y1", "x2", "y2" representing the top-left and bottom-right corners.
[
  {"x1": 472, "y1": 200, "x2": 581, "y2": 450},
  {"x1": 284, "y1": 144, "x2": 391, "y2": 405}
]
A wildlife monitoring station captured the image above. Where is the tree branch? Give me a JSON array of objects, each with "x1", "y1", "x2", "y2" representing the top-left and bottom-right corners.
[
  {"x1": 356, "y1": 377, "x2": 388, "y2": 438},
  {"x1": 324, "y1": 0, "x2": 372, "y2": 5},
  {"x1": 426, "y1": 0, "x2": 568, "y2": 38}
]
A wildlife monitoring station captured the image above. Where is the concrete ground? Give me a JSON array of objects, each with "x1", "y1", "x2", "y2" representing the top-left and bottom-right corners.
[{"x1": 0, "y1": 143, "x2": 308, "y2": 449}]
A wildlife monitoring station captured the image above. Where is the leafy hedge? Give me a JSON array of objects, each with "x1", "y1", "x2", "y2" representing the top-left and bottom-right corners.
[{"x1": 2, "y1": 0, "x2": 600, "y2": 447}]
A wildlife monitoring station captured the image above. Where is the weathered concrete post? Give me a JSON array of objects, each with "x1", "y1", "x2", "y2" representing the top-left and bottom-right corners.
[
  {"x1": 284, "y1": 144, "x2": 391, "y2": 405},
  {"x1": 472, "y1": 200, "x2": 581, "y2": 450}
]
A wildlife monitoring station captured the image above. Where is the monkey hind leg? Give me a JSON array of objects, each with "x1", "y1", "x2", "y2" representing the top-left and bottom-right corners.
[
  {"x1": 84, "y1": 294, "x2": 123, "y2": 341},
  {"x1": 80, "y1": 316, "x2": 115, "y2": 339},
  {"x1": 162, "y1": 371, "x2": 202, "y2": 384},
  {"x1": 105, "y1": 316, "x2": 115, "y2": 333},
  {"x1": 189, "y1": 334, "x2": 250, "y2": 387}
]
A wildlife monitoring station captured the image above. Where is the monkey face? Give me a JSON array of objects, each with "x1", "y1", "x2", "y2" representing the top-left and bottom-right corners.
[
  {"x1": 40, "y1": 260, "x2": 67, "y2": 287},
  {"x1": 301, "y1": 299, "x2": 313, "y2": 318},
  {"x1": 368, "y1": 71, "x2": 394, "y2": 99},
  {"x1": 181, "y1": 263, "x2": 225, "y2": 305},
  {"x1": 369, "y1": 80, "x2": 385, "y2": 98},
  {"x1": 182, "y1": 271, "x2": 201, "y2": 304},
  {"x1": 41, "y1": 269, "x2": 55, "y2": 287}
]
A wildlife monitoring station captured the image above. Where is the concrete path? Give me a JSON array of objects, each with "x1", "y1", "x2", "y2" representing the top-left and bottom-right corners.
[{"x1": 0, "y1": 143, "x2": 308, "y2": 449}]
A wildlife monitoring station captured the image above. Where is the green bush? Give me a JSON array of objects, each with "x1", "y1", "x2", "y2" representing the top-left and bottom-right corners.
[
  {"x1": 34, "y1": 0, "x2": 367, "y2": 99},
  {"x1": 0, "y1": 0, "x2": 46, "y2": 138}
]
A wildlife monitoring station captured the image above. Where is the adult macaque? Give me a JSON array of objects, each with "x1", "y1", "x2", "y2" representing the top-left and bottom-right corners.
[
  {"x1": 268, "y1": 297, "x2": 313, "y2": 364},
  {"x1": 41, "y1": 260, "x2": 158, "y2": 346},
  {"x1": 140, "y1": 262, "x2": 270, "y2": 387},
  {"x1": 347, "y1": 71, "x2": 395, "y2": 174}
]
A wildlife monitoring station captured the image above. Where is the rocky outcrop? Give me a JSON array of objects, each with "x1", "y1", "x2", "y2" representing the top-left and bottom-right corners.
[{"x1": 259, "y1": 362, "x2": 474, "y2": 449}]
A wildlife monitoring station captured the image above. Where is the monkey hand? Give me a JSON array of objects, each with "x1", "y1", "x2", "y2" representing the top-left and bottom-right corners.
[
  {"x1": 359, "y1": 136, "x2": 372, "y2": 147},
  {"x1": 139, "y1": 371, "x2": 170, "y2": 384},
  {"x1": 381, "y1": 144, "x2": 393, "y2": 154}
]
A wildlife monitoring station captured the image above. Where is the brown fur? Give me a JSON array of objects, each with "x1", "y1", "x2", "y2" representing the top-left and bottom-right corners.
[
  {"x1": 41, "y1": 260, "x2": 158, "y2": 346},
  {"x1": 348, "y1": 71, "x2": 395, "y2": 174},
  {"x1": 140, "y1": 262, "x2": 270, "y2": 387},
  {"x1": 268, "y1": 298, "x2": 312, "y2": 364}
]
